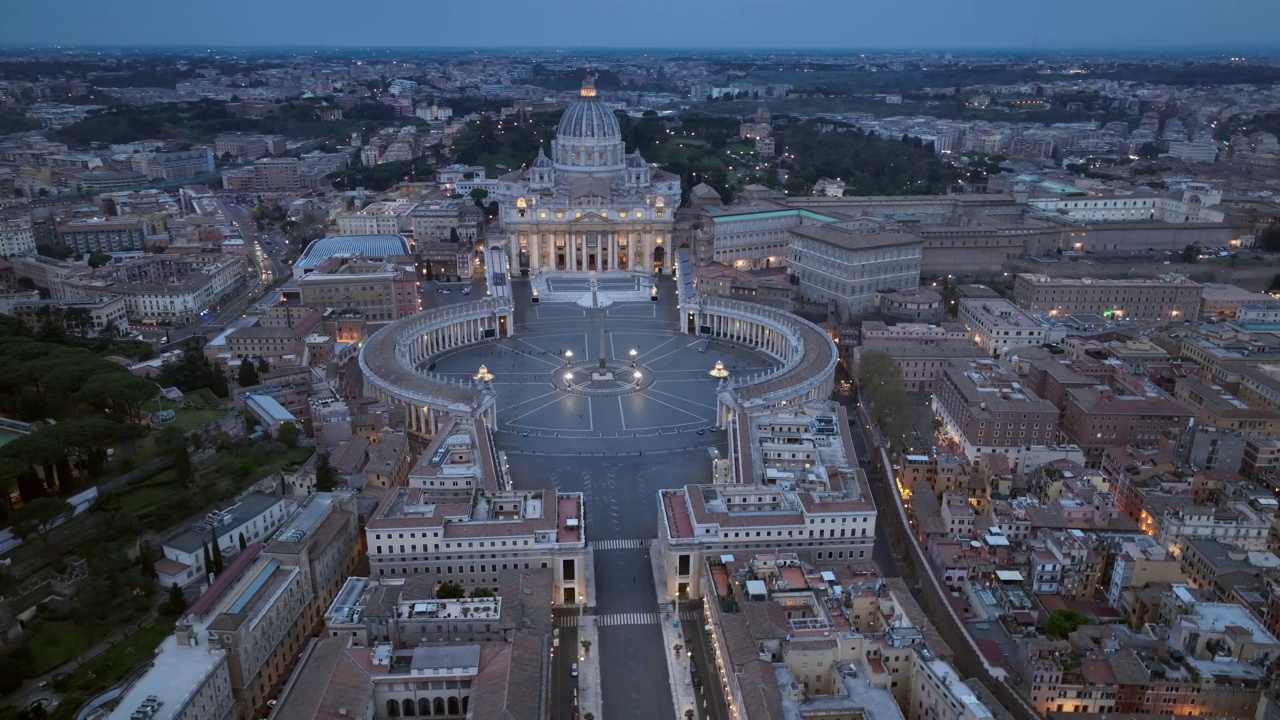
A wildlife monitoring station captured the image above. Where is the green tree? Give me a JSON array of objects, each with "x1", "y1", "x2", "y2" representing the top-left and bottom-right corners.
[
  {"x1": 239, "y1": 532, "x2": 247, "y2": 550},
  {"x1": 237, "y1": 359, "x2": 260, "y2": 387},
  {"x1": 87, "y1": 252, "x2": 111, "y2": 268},
  {"x1": 315, "y1": 451, "x2": 337, "y2": 492},
  {"x1": 167, "y1": 582, "x2": 188, "y2": 615},
  {"x1": 277, "y1": 421, "x2": 299, "y2": 448},
  {"x1": 211, "y1": 539, "x2": 225, "y2": 574},
  {"x1": 1257, "y1": 225, "x2": 1280, "y2": 252},
  {"x1": 435, "y1": 581, "x2": 466, "y2": 599},
  {"x1": 449, "y1": 227, "x2": 461, "y2": 243},
  {"x1": 10, "y1": 497, "x2": 74, "y2": 549},
  {"x1": 856, "y1": 351, "x2": 912, "y2": 450},
  {"x1": 1042, "y1": 609, "x2": 1091, "y2": 639},
  {"x1": 1180, "y1": 243, "x2": 1202, "y2": 263},
  {"x1": 470, "y1": 586, "x2": 495, "y2": 598},
  {"x1": 256, "y1": 356, "x2": 270, "y2": 374}
]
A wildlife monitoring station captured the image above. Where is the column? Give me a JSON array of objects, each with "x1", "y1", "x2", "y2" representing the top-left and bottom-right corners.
[
  {"x1": 610, "y1": 233, "x2": 618, "y2": 271},
  {"x1": 530, "y1": 234, "x2": 539, "y2": 272}
]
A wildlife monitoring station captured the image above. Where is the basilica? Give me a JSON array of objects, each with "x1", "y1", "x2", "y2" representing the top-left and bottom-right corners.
[{"x1": 496, "y1": 76, "x2": 681, "y2": 274}]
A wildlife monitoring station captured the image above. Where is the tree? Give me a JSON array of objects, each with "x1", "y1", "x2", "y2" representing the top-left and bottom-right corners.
[
  {"x1": 277, "y1": 421, "x2": 299, "y2": 448},
  {"x1": 238, "y1": 532, "x2": 247, "y2": 550},
  {"x1": 256, "y1": 356, "x2": 270, "y2": 374},
  {"x1": 1180, "y1": 243, "x2": 1202, "y2": 264},
  {"x1": 203, "y1": 542, "x2": 212, "y2": 575},
  {"x1": 315, "y1": 451, "x2": 337, "y2": 492},
  {"x1": 237, "y1": 359, "x2": 260, "y2": 387},
  {"x1": 174, "y1": 444, "x2": 194, "y2": 487},
  {"x1": 167, "y1": 582, "x2": 188, "y2": 615},
  {"x1": 211, "y1": 539, "x2": 225, "y2": 574},
  {"x1": 87, "y1": 252, "x2": 111, "y2": 268},
  {"x1": 1257, "y1": 225, "x2": 1280, "y2": 252},
  {"x1": 470, "y1": 586, "x2": 495, "y2": 598},
  {"x1": 75, "y1": 370, "x2": 158, "y2": 423},
  {"x1": 435, "y1": 581, "x2": 466, "y2": 599},
  {"x1": 10, "y1": 497, "x2": 74, "y2": 549},
  {"x1": 1042, "y1": 609, "x2": 1091, "y2": 639},
  {"x1": 855, "y1": 351, "x2": 912, "y2": 450}
]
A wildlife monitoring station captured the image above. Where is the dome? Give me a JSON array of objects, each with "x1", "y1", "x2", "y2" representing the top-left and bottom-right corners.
[
  {"x1": 556, "y1": 78, "x2": 621, "y2": 141},
  {"x1": 626, "y1": 151, "x2": 647, "y2": 168},
  {"x1": 550, "y1": 75, "x2": 626, "y2": 173},
  {"x1": 532, "y1": 148, "x2": 553, "y2": 168}
]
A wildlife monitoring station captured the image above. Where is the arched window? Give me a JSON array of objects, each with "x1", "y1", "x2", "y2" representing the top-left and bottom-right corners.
[
  {"x1": 462, "y1": 696, "x2": 469, "y2": 713},
  {"x1": 418, "y1": 697, "x2": 432, "y2": 716},
  {"x1": 434, "y1": 698, "x2": 445, "y2": 715},
  {"x1": 448, "y1": 697, "x2": 460, "y2": 715},
  {"x1": 387, "y1": 700, "x2": 400, "y2": 717},
  {"x1": 403, "y1": 699, "x2": 416, "y2": 716}
]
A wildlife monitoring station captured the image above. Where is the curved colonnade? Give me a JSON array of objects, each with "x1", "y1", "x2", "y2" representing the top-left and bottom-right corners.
[
  {"x1": 359, "y1": 295, "x2": 837, "y2": 439},
  {"x1": 686, "y1": 297, "x2": 839, "y2": 420},
  {"x1": 359, "y1": 299, "x2": 514, "y2": 437}
]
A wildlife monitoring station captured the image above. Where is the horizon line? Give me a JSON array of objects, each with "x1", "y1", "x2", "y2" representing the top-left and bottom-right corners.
[{"x1": 0, "y1": 42, "x2": 1278, "y2": 55}]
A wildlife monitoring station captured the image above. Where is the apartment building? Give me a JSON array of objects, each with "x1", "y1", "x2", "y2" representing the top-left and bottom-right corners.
[
  {"x1": 957, "y1": 297, "x2": 1046, "y2": 354},
  {"x1": 253, "y1": 157, "x2": 302, "y2": 191},
  {"x1": 1243, "y1": 436, "x2": 1280, "y2": 479},
  {"x1": 6, "y1": 294, "x2": 129, "y2": 337},
  {"x1": 1140, "y1": 500, "x2": 1270, "y2": 553},
  {"x1": 1173, "y1": 374, "x2": 1280, "y2": 436},
  {"x1": 56, "y1": 217, "x2": 146, "y2": 253},
  {"x1": 788, "y1": 224, "x2": 923, "y2": 321},
  {"x1": 0, "y1": 214, "x2": 36, "y2": 256},
  {"x1": 416, "y1": 240, "x2": 474, "y2": 282},
  {"x1": 702, "y1": 552, "x2": 949, "y2": 720},
  {"x1": 336, "y1": 200, "x2": 415, "y2": 236},
  {"x1": 1059, "y1": 381, "x2": 1195, "y2": 467},
  {"x1": 657, "y1": 402, "x2": 877, "y2": 599},
  {"x1": 297, "y1": 256, "x2": 418, "y2": 323},
  {"x1": 1238, "y1": 364, "x2": 1280, "y2": 412},
  {"x1": 1023, "y1": 621, "x2": 1264, "y2": 717},
  {"x1": 215, "y1": 133, "x2": 286, "y2": 160},
  {"x1": 276, "y1": 569, "x2": 553, "y2": 720},
  {"x1": 155, "y1": 493, "x2": 296, "y2": 590},
  {"x1": 1104, "y1": 534, "x2": 1182, "y2": 606},
  {"x1": 131, "y1": 146, "x2": 215, "y2": 180},
  {"x1": 64, "y1": 253, "x2": 247, "y2": 324},
  {"x1": 855, "y1": 333, "x2": 987, "y2": 393},
  {"x1": 7, "y1": 254, "x2": 84, "y2": 299},
  {"x1": 410, "y1": 198, "x2": 480, "y2": 242},
  {"x1": 1199, "y1": 283, "x2": 1276, "y2": 318},
  {"x1": 1012, "y1": 273, "x2": 1201, "y2": 322},
  {"x1": 909, "y1": 651, "x2": 997, "y2": 720},
  {"x1": 692, "y1": 262, "x2": 795, "y2": 310},
  {"x1": 932, "y1": 358, "x2": 1059, "y2": 469}
]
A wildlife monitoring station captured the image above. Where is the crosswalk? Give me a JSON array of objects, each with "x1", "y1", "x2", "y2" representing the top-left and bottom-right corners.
[
  {"x1": 592, "y1": 539, "x2": 652, "y2": 550},
  {"x1": 556, "y1": 610, "x2": 702, "y2": 628}
]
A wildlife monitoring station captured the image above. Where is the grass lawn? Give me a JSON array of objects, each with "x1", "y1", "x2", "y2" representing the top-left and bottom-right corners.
[
  {"x1": 114, "y1": 472, "x2": 180, "y2": 514},
  {"x1": 25, "y1": 620, "x2": 94, "y2": 676},
  {"x1": 50, "y1": 614, "x2": 179, "y2": 720},
  {"x1": 169, "y1": 407, "x2": 228, "y2": 433}
]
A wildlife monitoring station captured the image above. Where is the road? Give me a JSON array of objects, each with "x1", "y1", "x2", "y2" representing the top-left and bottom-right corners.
[{"x1": 163, "y1": 200, "x2": 290, "y2": 343}]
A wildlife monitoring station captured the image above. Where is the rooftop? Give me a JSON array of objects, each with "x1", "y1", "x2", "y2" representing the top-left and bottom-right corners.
[{"x1": 295, "y1": 234, "x2": 411, "y2": 273}]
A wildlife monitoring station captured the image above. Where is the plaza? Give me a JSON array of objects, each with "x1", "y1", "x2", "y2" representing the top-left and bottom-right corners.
[{"x1": 423, "y1": 281, "x2": 779, "y2": 443}]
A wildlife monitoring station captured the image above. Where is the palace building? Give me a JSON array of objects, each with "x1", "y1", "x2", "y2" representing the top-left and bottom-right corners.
[{"x1": 497, "y1": 75, "x2": 681, "y2": 274}]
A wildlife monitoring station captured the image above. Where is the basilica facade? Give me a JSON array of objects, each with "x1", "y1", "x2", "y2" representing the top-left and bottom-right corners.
[{"x1": 496, "y1": 76, "x2": 680, "y2": 274}]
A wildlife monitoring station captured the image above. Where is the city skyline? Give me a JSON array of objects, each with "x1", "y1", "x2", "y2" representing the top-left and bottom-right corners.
[{"x1": 3, "y1": 0, "x2": 1279, "y2": 52}]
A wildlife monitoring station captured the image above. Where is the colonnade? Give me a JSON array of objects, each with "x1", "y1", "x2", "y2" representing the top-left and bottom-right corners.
[
  {"x1": 510, "y1": 228, "x2": 673, "y2": 274},
  {"x1": 360, "y1": 300, "x2": 514, "y2": 440},
  {"x1": 686, "y1": 298, "x2": 839, "y2": 417}
]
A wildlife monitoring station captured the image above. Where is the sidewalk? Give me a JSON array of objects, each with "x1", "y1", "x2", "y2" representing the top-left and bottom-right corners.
[
  {"x1": 578, "y1": 615, "x2": 603, "y2": 720},
  {"x1": 650, "y1": 548, "x2": 699, "y2": 720}
]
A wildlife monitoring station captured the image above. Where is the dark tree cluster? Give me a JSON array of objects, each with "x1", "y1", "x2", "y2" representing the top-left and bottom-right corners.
[
  {"x1": 155, "y1": 348, "x2": 229, "y2": 398},
  {"x1": 777, "y1": 120, "x2": 957, "y2": 196}
]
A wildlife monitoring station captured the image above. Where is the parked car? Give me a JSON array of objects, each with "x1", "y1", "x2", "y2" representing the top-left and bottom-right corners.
[{"x1": 570, "y1": 663, "x2": 579, "y2": 677}]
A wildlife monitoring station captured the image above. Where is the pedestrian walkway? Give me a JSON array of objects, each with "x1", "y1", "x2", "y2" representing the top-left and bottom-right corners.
[
  {"x1": 577, "y1": 615, "x2": 603, "y2": 720},
  {"x1": 592, "y1": 538, "x2": 651, "y2": 550},
  {"x1": 557, "y1": 610, "x2": 700, "y2": 628}
]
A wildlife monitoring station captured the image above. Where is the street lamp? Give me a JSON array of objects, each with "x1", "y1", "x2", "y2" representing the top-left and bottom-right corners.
[
  {"x1": 709, "y1": 360, "x2": 730, "y2": 379},
  {"x1": 630, "y1": 348, "x2": 638, "y2": 366},
  {"x1": 473, "y1": 365, "x2": 494, "y2": 383},
  {"x1": 564, "y1": 349, "x2": 573, "y2": 366}
]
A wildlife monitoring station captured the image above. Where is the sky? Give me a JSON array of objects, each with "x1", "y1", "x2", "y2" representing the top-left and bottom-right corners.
[{"x1": 2, "y1": 0, "x2": 1278, "y2": 51}]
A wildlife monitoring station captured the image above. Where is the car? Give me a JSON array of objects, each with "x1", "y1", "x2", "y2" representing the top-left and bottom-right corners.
[
  {"x1": 268, "y1": 700, "x2": 277, "y2": 708},
  {"x1": 441, "y1": 289, "x2": 451, "y2": 294},
  {"x1": 570, "y1": 663, "x2": 579, "y2": 677},
  {"x1": 462, "y1": 288, "x2": 470, "y2": 295},
  {"x1": 696, "y1": 428, "x2": 706, "y2": 436},
  {"x1": 436, "y1": 288, "x2": 445, "y2": 294},
  {"x1": 521, "y1": 430, "x2": 530, "y2": 437}
]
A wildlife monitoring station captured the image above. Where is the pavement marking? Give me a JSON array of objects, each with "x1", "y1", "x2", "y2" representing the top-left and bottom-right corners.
[
  {"x1": 630, "y1": 390, "x2": 709, "y2": 423},
  {"x1": 634, "y1": 335, "x2": 678, "y2": 362},
  {"x1": 506, "y1": 392, "x2": 574, "y2": 425},
  {"x1": 555, "y1": 610, "x2": 702, "y2": 627},
  {"x1": 648, "y1": 385, "x2": 719, "y2": 411},
  {"x1": 592, "y1": 539, "x2": 651, "y2": 550},
  {"x1": 642, "y1": 339, "x2": 701, "y2": 367}
]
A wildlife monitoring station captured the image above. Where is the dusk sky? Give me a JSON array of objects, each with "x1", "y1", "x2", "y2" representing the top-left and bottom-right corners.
[{"x1": 2, "y1": 0, "x2": 1278, "y2": 50}]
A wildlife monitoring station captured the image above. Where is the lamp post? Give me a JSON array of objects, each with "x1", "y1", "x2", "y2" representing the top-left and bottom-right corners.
[
  {"x1": 630, "y1": 348, "x2": 638, "y2": 367},
  {"x1": 709, "y1": 360, "x2": 730, "y2": 379},
  {"x1": 473, "y1": 364, "x2": 494, "y2": 383},
  {"x1": 564, "y1": 349, "x2": 573, "y2": 366}
]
